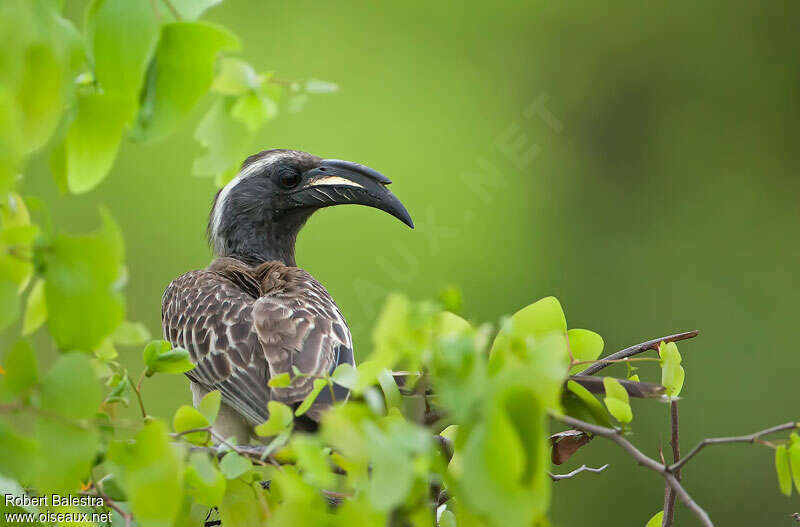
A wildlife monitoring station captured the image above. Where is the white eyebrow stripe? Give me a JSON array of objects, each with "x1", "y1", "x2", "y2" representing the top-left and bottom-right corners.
[
  {"x1": 304, "y1": 176, "x2": 365, "y2": 189},
  {"x1": 210, "y1": 154, "x2": 282, "y2": 244}
]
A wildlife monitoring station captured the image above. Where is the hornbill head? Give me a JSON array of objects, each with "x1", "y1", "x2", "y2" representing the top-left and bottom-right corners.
[{"x1": 209, "y1": 149, "x2": 413, "y2": 266}]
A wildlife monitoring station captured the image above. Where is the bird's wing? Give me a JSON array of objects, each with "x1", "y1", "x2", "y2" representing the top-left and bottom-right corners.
[
  {"x1": 252, "y1": 269, "x2": 354, "y2": 420},
  {"x1": 162, "y1": 269, "x2": 272, "y2": 425},
  {"x1": 162, "y1": 262, "x2": 354, "y2": 426}
]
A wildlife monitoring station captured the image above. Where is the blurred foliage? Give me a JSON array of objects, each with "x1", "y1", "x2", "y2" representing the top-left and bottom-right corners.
[{"x1": 1, "y1": 0, "x2": 799, "y2": 526}]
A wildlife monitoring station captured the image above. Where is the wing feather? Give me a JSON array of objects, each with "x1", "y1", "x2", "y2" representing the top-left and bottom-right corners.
[{"x1": 161, "y1": 259, "x2": 354, "y2": 426}]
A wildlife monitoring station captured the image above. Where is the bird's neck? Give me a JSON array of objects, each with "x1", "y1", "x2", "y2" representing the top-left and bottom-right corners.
[{"x1": 218, "y1": 210, "x2": 309, "y2": 267}]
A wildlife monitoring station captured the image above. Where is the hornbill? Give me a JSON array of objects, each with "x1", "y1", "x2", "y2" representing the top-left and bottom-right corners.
[{"x1": 162, "y1": 149, "x2": 413, "y2": 442}]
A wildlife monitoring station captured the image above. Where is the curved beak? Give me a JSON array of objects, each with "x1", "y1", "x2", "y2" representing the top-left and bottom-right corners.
[{"x1": 288, "y1": 159, "x2": 414, "y2": 228}]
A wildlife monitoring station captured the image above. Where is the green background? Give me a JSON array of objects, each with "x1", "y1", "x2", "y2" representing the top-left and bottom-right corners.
[{"x1": 16, "y1": 0, "x2": 800, "y2": 524}]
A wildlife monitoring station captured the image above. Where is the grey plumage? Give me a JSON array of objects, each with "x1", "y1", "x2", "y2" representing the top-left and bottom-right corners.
[{"x1": 161, "y1": 149, "x2": 412, "y2": 439}]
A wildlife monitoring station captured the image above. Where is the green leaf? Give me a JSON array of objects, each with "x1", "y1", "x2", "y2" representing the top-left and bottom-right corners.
[
  {"x1": 173, "y1": 405, "x2": 210, "y2": 445},
  {"x1": 97, "y1": 474, "x2": 127, "y2": 502},
  {"x1": 219, "y1": 452, "x2": 252, "y2": 480},
  {"x1": 776, "y1": 444, "x2": 792, "y2": 496},
  {"x1": 107, "y1": 420, "x2": 183, "y2": 526},
  {"x1": 143, "y1": 340, "x2": 195, "y2": 375},
  {"x1": 567, "y1": 328, "x2": 604, "y2": 374},
  {"x1": 86, "y1": 0, "x2": 159, "y2": 98},
  {"x1": 508, "y1": 296, "x2": 567, "y2": 338},
  {"x1": 789, "y1": 442, "x2": 800, "y2": 493},
  {"x1": 254, "y1": 401, "x2": 294, "y2": 437},
  {"x1": 659, "y1": 342, "x2": 685, "y2": 398},
  {"x1": 292, "y1": 434, "x2": 335, "y2": 488},
  {"x1": 565, "y1": 380, "x2": 612, "y2": 427},
  {"x1": 331, "y1": 362, "x2": 358, "y2": 389},
  {"x1": 268, "y1": 372, "x2": 291, "y2": 388},
  {"x1": 364, "y1": 422, "x2": 415, "y2": 511},
  {"x1": 44, "y1": 212, "x2": 125, "y2": 350},
  {"x1": 377, "y1": 369, "x2": 402, "y2": 411},
  {"x1": 192, "y1": 97, "x2": 251, "y2": 180},
  {"x1": 22, "y1": 279, "x2": 46, "y2": 335},
  {"x1": 197, "y1": 390, "x2": 221, "y2": 424},
  {"x1": 645, "y1": 511, "x2": 664, "y2": 527},
  {"x1": 603, "y1": 377, "x2": 632, "y2": 424},
  {"x1": 295, "y1": 378, "x2": 328, "y2": 417},
  {"x1": 0, "y1": 421, "x2": 38, "y2": 483},
  {"x1": 36, "y1": 352, "x2": 101, "y2": 493},
  {"x1": 231, "y1": 92, "x2": 276, "y2": 132},
  {"x1": 17, "y1": 42, "x2": 68, "y2": 154},
  {"x1": 211, "y1": 58, "x2": 259, "y2": 95},
  {"x1": 219, "y1": 479, "x2": 262, "y2": 527},
  {"x1": 134, "y1": 22, "x2": 239, "y2": 142},
  {"x1": 167, "y1": 0, "x2": 223, "y2": 20},
  {"x1": 489, "y1": 296, "x2": 567, "y2": 370},
  {"x1": 111, "y1": 320, "x2": 151, "y2": 346},
  {"x1": 61, "y1": 93, "x2": 134, "y2": 193},
  {"x1": 185, "y1": 451, "x2": 226, "y2": 507},
  {"x1": 2, "y1": 340, "x2": 38, "y2": 395},
  {"x1": 0, "y1": 280, "x2": 20, "y2": 332}
]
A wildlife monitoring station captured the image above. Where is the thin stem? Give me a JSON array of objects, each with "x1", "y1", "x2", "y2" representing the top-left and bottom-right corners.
[
  {"x1": 663, "y1": 400, "x2": 681, "y2": 527},
  {"x1": 160, "y1": 0, "x2": 182, "y2": 20},
  {"x1": 552, "y1": 413, "x2": 713, "y2": 527},
  {"x1": 129, "y1": 370, "x2": 148, "y2": 420},
  {"x1": 670, "y1": 422, "x2": 799, "y2": 472},
  {"x1": 549, "y1": 464, "x2": 609, "y2": 481},
  {"x1": 578, "y1": 330, "x2": 699, "y2": 376}
]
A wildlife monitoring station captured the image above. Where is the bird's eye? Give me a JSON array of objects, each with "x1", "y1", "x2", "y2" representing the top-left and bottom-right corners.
[{"x1": 277, "y1": 170, "x2": 302, "y2": 189}]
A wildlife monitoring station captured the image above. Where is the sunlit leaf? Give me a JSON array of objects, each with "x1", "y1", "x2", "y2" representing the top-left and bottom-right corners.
[
  {"x1": 36, "y1": 352, "x2": 100, "y2": 493},
  {"x1": 86, "y1": 0, "x2": 159, "y2": 98},
  {"x1": 776, "y1": 444, "x2": 792, "y2": 496},
  {"x1": 192, "y1": 97, "x2": 251, "y2": 181},
  {"x1": 44, "y1": 211, "x2": 125, "y2": 350},
  {"x1": 173, "y1": 405, "x2": 210, "y2": 445},
  {"x1": 21, "y1": 279, "x2": 46, "y2": 335},
  {"x1": 268, "y1": 372, "x2": 291, "y2": 388},
  {"x1": 167, "y1": 0, "x2": 223, "y2": 20},
  {"x1": 61, "y1": 93, "x2": 134, "y2": 193},
  {"x1": 219, "y1": 479, "x2": 262, "y2": 527},
  {"x1": 185, "y1": 451, "x2": 226, "y2": 507},
  {"x1": 295, "y1": 378, "x2": 328, "y2": 417},
  {"x1": 603, "y1": 377, "x2": 632, "y2": 424},
  {"x1": 659, "y1": 341, "x2": 685, "y2": 398},
  {"x1": 143, "y1": 340, "x2": 195, "y2": 375},
  {"x1": 197, "y1": 390, "x2": 221, "y2": 424},
  {"x1": 567, "y1": 328, "x2": 604, "y2": 374},
  {"x1": 111, "y1": 320, "x2": 150, "y2": 346},
  {"x1": 789, "y1": 442, "x2": 800, "y2": 493},
  {"x1": 254, "y1": 401, "x2": 294, "y2": 437},
  {"x1": 107, "y1": 420, "x2": 184, "y2": 526},
  {"x1": 2, "y1": 340, "x2": 38, "y2": 395},
  {"x1": 219, "y1": 452, "x2": 252, "y2": 480},
  {"x1": 211, "y1": 58, "x2": 259, "y2": 95},
  {"x1": 134, "y1": 22, "x2": 239, "y2": 142},
  {"x1": 231, "y1": 92, "x2": 276, "y2": 132},
  {"x1": 645, "y1": 511, "x2": 664, "y2": 527}
]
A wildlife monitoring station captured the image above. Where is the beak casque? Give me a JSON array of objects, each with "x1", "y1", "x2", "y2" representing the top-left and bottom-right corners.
[{"x1": 289, "y1": 159, "x2": 414, "y2": 228}]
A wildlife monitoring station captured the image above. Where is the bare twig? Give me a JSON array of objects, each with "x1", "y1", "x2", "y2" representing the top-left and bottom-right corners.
[
  {"x1": 663, "y1": 400, "x2": 681, "y2": 527},
  {"x1": 578, "y1": 330, "x2": 699, "y2": 376},
  {"x1": 670, "y1": 421, "x2": 799, "y2": 472},
  {"x1": 549, "y1": 464, "x2": 609, "y2": 481},
  {"x1": 552, "y1": 413, "x2": 713, "y2": 527}
]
